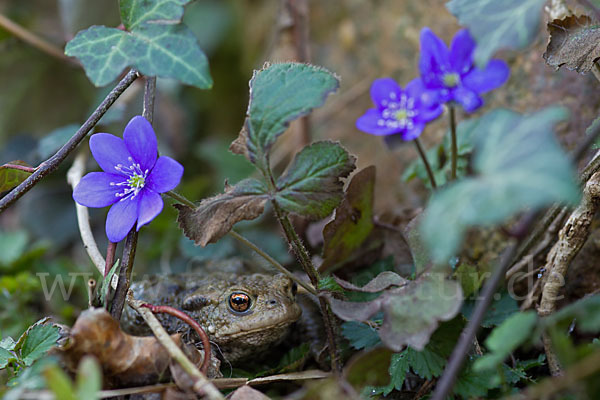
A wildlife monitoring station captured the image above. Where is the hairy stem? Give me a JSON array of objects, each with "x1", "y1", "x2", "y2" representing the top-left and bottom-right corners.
[
  {"x1": 0, "y1": 13, "x2": 77, "y2": 66},
  {"x1": 166, "y1": 190, "x2": 196, "y2": 208},
  {"x1": 270, "y1": 199, "x2": 340, "y2": 372},
  {"x1": 413, "y1": 137, "x2": 437, "y2": 189},
  {"x1": 110, "y1": 76, "x2": 155, "y2": 320},
  {"x1": 127, "y1": 293, "x2": 224, "y2": 399},
  {"x1": 0, "y1": 70, "x2": 139, "y2": 214},
  {"x1": 449, "y1": 104, "x2": 458, "y2": 181}
]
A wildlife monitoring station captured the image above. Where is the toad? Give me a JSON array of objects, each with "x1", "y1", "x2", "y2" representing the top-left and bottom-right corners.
[{"x1": 121, "y1": 272, "x2": 302, "y2": 363}]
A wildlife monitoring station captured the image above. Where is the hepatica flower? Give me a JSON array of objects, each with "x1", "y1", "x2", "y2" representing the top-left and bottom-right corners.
[
  {"x1": 73, "y1": 116, "x2": 183, "y2": 243},
  {"x1": 356, "y1": 77, "x2": 443, "y2": 140},
  {"x1": 419, "y1": 27, "x2": 509, "y2": 112}
]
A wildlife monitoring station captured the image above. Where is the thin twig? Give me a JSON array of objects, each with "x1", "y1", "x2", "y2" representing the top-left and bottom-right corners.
[
  {"x1": 111, "y1": 230, "x2": 138, "y2": 320},
  {"x1": 127, "y1": 293, "x2": 224, "y2": 399},
  {"x1": 413, "y1": 137, "x2": 437, "y2": 189},
  {"x1": 66, "y1": 151, "x2": 106, "y2": 276},
  {"x1": 141, "y1": 303, "x2": 212, "y2": 375},
  {"x1": 1, "y1": 163, "x2": 35, "y2": 173},
  {"x1": 229, "y1": 230, "x2": 318, "y2": 295},
  {"x1": 0, "y1": 13, "x2": 77, "y2": 66},
  {"x1": 0, "y1": 70, "x2": 139, "y2": 214}
]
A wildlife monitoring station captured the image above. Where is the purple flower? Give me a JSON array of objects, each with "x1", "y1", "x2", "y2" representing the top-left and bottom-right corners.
[
  {"x1": 356, "y1": 77, "x2": 443, "y2": 140},
  {"x1": 73, "y1": 116, "x2": 183, "y2": 243},
  {"x1": 419, "y1": 27, "x2": 509, "y2": 112}
]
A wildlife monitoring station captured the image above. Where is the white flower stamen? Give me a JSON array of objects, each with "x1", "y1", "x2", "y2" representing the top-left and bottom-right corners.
[{"x1": 112, "y1": 159, "x2": 148, "y2": 201}]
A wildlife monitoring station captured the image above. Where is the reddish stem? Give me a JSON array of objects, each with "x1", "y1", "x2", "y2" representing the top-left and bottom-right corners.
[
  {"x1": 141, "y1": 303, "x2": 212, "y2": 375},
  {"x1": 105, "y1": 242, "x2": 117, "y2": 277},
  {"x1": 1, "y1": 163, "x2": 36, "y2": 173}
]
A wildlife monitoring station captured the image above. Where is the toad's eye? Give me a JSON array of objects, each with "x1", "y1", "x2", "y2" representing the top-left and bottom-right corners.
[{"x1": 228, "y1": 292, "x2": 251, "y2": 313}]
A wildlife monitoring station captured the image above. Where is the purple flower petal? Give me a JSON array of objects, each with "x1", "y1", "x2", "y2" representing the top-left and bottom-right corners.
[
  {"x1": 105, "y1": 196, "x2": 140, "y2": 242},
  {"x1": 452, "y1": 87, "x2": 482, "y2": 113},
  {"x1": 419, "y1": 28, "x2": 450, "y2": 89},
  {"x1": 73, "y1": 172, "x2": 126, "y2": 208},
  {"x1": 136, "y1": 190, "x2": 163, "y2": 230},
  {"x1": 146, "y1": 156, "x2": 184, "y2": 193},
  {"x1": 402, "y1": 122, "x2": 425, "y2": 141},
  {"x1": 462, "y1": 59, "x2": 510, "y2": 94},
  {"x1": 89, "y1": 133, "x2": 132, "y2": 174},
  {"x1": 405, "y1": 78, "x2": 443, "y2": 110},
  {"x1": 449, "y1": 29, "x2": 476, "y2": 75},
  {"x1": 123, "y1": 116, "x2": 158, "y2": 172},
  {"x1": 418, "y1": 104, "x2": 444, "y2": 123},
  {"x1": 370, "y1": 78, "x2": 403, "y2": 109},
  {"x1": 356, "y1": 109, "x2": 398, "y2": 136}
]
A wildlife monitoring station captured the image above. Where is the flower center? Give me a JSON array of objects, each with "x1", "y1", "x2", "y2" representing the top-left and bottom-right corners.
[
  {"x1": 111, "y1": 157, "x2": 149, "y2": 201},
  {"x1": 442, "y1": 72, "x2": 460, "y2": 88},
  {"x1": 377, "y1": 93, "x2": 417, "y2": 130}
]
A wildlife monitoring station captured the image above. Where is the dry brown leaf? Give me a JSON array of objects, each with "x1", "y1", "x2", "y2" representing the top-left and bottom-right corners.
[
  {"x1": 544, "y1": 15, "x2": 600, "y2": 73},
  {"x1": 229, "y1": 385, "x2": 271, "y2": 400}
]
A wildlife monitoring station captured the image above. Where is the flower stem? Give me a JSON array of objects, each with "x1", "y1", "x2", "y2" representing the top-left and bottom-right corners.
[
  {"x1": 104, "y1": 242, "x2": 117, "y2": 277},
  {"x1": 0, "y1": 70, "x2": 139, "y2": 214},
  {"x1": 166, "y1": 190, "x2": 196, "y2": 208},
  {"x1": 413, "y1": 137, "x2": 437, "y2": 189},
  {"x1": 270, "y1": 198, "x2": 340, "y2": 372},
  {"x1": 449, "y1": 104, "x2": 458, "y2": 181}
]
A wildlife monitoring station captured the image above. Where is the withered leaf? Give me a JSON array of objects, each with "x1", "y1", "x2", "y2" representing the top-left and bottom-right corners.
[
  {"x1": 275, "y1": 141, "x2": 356, "y2": 219},
  {"x1": 329, "y1": 274, "x2": 463, "y2": 351},
  {"x1": 320, "y1": 166, "x2": 375, "y2": 271},
  {"x1": 544, "y1": 15, "x2": 600, "y2": 73},
  {"x1": 334, "y1": 271, "x2": 407, "y2": 293},
  {"x1": 229, "y1": 385, "x2": 271, "y2": 400},
  {"x1": 175, "y1": 178, "x2": 269, "y2": 246}
]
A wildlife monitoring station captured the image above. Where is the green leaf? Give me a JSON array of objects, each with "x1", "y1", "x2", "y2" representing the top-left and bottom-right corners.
[
  {"x1": 0, "y1": 162, "x2": 33, "y2": 193},
  {"x1": 329, "y1": 274, "x2": 463, "y2": 351},
  {"x1": 474, "y1": 311, "x2": 537, "y2": 371},
  {"x1": 421, "y1": 107, "x2": 579, "y2": 263},
  {"x1": 75, "y1": 357, "x2": 102, "y2": 400},
  {"x1": 44, "y1": 364, "x2": 77, "y2": 400},
  {"x1": 65, "y1": 24, "x2": 211, "y2": 88},
  {"x1": 446, "y1": 0, "x2": 547, "y2": 66},
  {"x1": 0, "y1": 230, "x2": 28, "y2": 266},
  {"x1": 230, "y1": 62, "x2": 339, "y2": 172},
  {"x1": 341, "y1": 321, "x2": 381, "y2": 350},
  {"x1": 175, "y1": 178, "x2": 269, "y2": 246},
  {"x1": 454, "y1": 364, "x2": 499, "y2": 398},
  {"x1": 544, "y1": 294, "x2": 600, "y2": 333},
  {"x1": 462, "y1": 290, "x2": 519, "y2": 327},
  {"x1": 120, "y1": 0, "x2": 191, "y2": 30},
  {"x1": 370, "y1": 352, "x2": 410, "y2": 396},
  {"x1": 100, "y1": 260, "x2": 120, "y2": 308},
  {"x1": 406, "y1": 347, "x2": 446, "y2": 380},
  {"x1": 321, "y1": 166, "x2": 375, "y2": 271},
  {"x1": 0, "y1": 336, "x2": 17, "y2": 351},
  {"x1": 275, "y1": 141, "x2": 355, "y2": 219},
  {"x1": 318, "y1": 276, "x2": 344, "y2": 293},
  {"x1": 20, "y1": 324, "x2": 60, "y2": 366},
  {"x1": 0, "y1": 347, "x2": 16, "y2": 369}
]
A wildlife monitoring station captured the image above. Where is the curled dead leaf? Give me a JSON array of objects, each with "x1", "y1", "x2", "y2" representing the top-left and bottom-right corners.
[{"x1": 544, "y1": 15, "x2": 600, "y2": 73}]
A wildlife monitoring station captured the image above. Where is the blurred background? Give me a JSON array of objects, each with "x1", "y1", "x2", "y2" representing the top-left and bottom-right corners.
[{"x1": 0, "y1": 0, "x2": 597, "y2": 338}]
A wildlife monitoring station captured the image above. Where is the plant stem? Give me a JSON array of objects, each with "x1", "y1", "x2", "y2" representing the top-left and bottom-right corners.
[
  {"x1": 270, "y1": 199, "x2": 340, "y2": 372},
  {"x1": 166, "y1": 190, "x2": 196, "y2": 208},
  {"x1": 413, "y1": 137, "x2": 437, "y2": 189},
  {"x1": 110, "y1": 76, "x2": 155, "y2": 320},
  {"x1": 105, "y1": 242, "x2": 117, "y2": 277},
  {"x1": 1, "y1": 163, "x2": 36, "y2": 173},
  {"x1": 0, "y1": 70, "x2": 139, "y2": 214},
  {"x1": 449, "y1": 104, "x2": 458, "y2": 181},
  {"x1": 0, "y1": 13, "x2": 78, "y2": 66},
  {"x1": 229, "y1": 230, "x2": 317, "y2": 296}
]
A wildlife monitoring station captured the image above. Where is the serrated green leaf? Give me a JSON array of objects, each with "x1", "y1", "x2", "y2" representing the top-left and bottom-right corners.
[
  {"x1": 0, "y1": 162, "x2": 33, "y2": 193},
  {"x1": 120, "y1": 0, "x2": 191, "y2": 30},
  {"x1": 175, "y1": 178, "x2": 269, "y2": 246},
  {"x1": 0, "y1": 347, "x2": 16, "y2": 369},
  {"x1": 462, "y1": 291, "x2": 519, "y2": 327},
  {"x1": 370, "y1": 352, "x2": 410, "y2": 396},
  {"x1": 341, "y1": 321, "x2": 381, "y2": 350},
  {"x1": 275, "y1": 141, "x2": 355, "y2": 218},
  {"x1": 0, "y1": 230, "x2": 28, "y2": 266},
  {"x1": 474, "y1": 311, "x2": 537, "y2": 371},
  {"x1": 65, "y1": 24, "x2": 211, "y2": 88},
  {"x1": 20, "y1": 325, "x2": 60, "y2": 366},
  {"x1": 318, "y1": 276, "x2": 344, "y2": 293},
  {"x1": 422, "y1": 107, "x2": 579, "y2": 263},
  {"x1": 230, "y1": 63, "x2": 339, "y2": 172},
  {"x1": 75, "y1": 357, "x2": 102, "y2": 400},
  {"x1": 446, "y1": 0, "x2": 547, "y2": 66},
  {"x1": 454, "y1": 364, "x2": 499, "y2": 398},
  {"x1": 406, "y1": 347, "x2": 446, "y2": 380}
]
